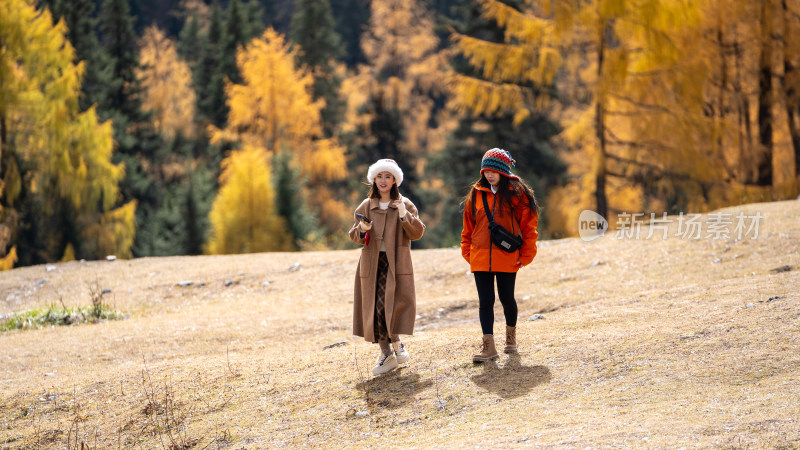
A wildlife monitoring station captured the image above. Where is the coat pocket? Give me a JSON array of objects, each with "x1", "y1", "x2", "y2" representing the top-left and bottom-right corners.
[
  {"x1": 395, "y1": 249, "x2": 413, "y2": 275},
  {"x1": 359, "y1": 252, "x2": 372, "y2": 277}
]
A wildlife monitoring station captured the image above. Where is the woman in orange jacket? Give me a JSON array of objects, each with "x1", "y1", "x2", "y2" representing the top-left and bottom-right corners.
[{"x1": 461, "y1": 148, "x2": 539, "y2": 362}]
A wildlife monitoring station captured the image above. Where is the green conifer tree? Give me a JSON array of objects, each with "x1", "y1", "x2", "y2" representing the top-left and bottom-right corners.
[
  {"x1": 329, "y1": 0, "x2": 369, "y2": 66},
  {"x1": 177, "y1": 13, "x2": 202, "y2": 65},
  {"x1": 290, "y1": 0, "x2": 345, "y2": 138},
  {"x1": 241, "y1": 0, "x2": 266, "y2": 41},
  {"x1": 195, "y1": 0, "x2": 227, "y2": 127},
  {"x1": 2, "y1": 0, "x2": 134, "y2": 266},
  {"x1": 183, "y1": 164, "x2": 214, "y2": 255},
  {"x1": 40, "y1": 0, "x2": 111, "y2": 112},
  {"x1": 272, "y1": 152, "x2": 318, "y2": 249},
  {"x1": 98, "y1": 0, "x2": 166, "y2": 256},
  {"x1": 220, "y1": 0, "x2": 246, "y2": 85}
]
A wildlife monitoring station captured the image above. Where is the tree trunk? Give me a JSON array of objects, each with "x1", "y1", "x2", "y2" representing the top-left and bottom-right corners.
[
  {"x1": 790, "y1": 109, "x2": 800, "y2": 177},
  {"x1": 594, "y1": 21, "x2": 609, "y2": 220},
  {"x1": 757, "y1": 0, "x2": 774, "y2": 186},
  {"x1": 716, "y1": 15, "x2": 735, "y2": 181},
  {"x1": 782, "y1": 0, "x2": 800, "y2": 178},
  {"x1": 733, "y1": 37, "x2": 753, "y2": 183},
  {"x1": 0, "y1": 113, "x2": 5, "y2": 176}
]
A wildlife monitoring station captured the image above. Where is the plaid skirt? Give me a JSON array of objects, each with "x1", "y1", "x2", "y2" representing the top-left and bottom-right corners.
[{"x1": 373, "y1": 252, "x2": 391, "y2": 343}]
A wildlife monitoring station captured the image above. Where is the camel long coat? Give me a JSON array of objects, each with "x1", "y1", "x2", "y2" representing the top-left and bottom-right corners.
[{"x1": 349, "y1": 197, "x2": 425, "y2": 342}]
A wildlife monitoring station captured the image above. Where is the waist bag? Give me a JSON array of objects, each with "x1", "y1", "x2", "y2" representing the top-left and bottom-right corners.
[{"x1": 482, "y1": 192, "x2": 523, "y2": 253}]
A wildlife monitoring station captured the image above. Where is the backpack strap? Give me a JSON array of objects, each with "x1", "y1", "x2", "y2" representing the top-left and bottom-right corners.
[
  {"x1": 470, "y1": 189, "x2": 476, "y2": 221},
  {"x1": 481, "y1": 191, "x2": 496, "y2": 226},
  {"x1": 484, "y1": 191, "x2": 520, "y2": 236}
]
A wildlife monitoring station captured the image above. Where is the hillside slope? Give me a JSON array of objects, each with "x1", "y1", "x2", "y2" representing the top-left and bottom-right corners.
[{"x1": 1, "y1": 200, "x2": 799, "y2": 448}]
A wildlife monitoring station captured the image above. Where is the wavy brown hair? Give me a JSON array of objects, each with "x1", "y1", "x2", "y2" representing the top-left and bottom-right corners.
[
  {"x1": 465, "y1": 173, "x2": 537, "y2": 219},
  {"x1": 369, "y1": 182, "x2": 400, "y2": 200}
]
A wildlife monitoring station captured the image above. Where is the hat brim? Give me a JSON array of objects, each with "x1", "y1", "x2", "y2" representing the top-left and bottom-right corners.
[
  {"x1": 481, "y1": 168, "x2": 519, "y2": 180},
  {"x1": 367, "y1": 161, "x2": 403, "y2": 186}
]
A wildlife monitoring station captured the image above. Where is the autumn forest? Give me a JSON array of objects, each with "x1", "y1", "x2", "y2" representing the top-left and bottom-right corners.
[{"x1": 1, "y1": 0, "x2": 799, "y2": 269}]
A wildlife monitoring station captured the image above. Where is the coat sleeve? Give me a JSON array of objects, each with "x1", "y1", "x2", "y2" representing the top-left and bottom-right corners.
[
  {"x1": 400, "y1": 199, "x2": 425, "y2": 241},
  {"x1": 460, "y1": 194, "x2": 474, "y2": 263},
  {"x1": 348, "y1": 201, "x2": 369, "y2": 245},
  {"x1": 517, "y1": 204, "x2": 539, "y2": 266}
]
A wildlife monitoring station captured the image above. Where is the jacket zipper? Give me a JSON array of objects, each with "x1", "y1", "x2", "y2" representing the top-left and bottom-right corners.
[{"x1": 489, "y1": 192, "x2": 497, "y2": 272}]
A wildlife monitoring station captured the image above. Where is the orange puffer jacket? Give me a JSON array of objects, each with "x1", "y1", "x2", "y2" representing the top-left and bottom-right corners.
[{"x1": 461, "y1": 184, "x2": 539, "y2": 273}]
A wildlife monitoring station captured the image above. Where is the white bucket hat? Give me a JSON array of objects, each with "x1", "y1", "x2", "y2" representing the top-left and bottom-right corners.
[{"x1": 367, "y1": 159, "x2": 403, "y2": 186}]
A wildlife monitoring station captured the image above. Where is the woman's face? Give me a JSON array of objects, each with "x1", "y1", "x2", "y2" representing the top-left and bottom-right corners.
[
  {"x1": 374, "y1": 172, "x2": 395, "y2": 195},
  {"x1": 484, "y1": 170, "x2": 501, "y2": 187}
]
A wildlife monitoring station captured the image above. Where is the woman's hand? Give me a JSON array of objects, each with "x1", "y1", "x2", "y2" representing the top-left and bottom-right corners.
[
  {"x1": 393, "y1": 197, "x2": 407, "y2": 218},
  {"x1": 359, "y1": 219, "x2": 373, "y2": 232}
]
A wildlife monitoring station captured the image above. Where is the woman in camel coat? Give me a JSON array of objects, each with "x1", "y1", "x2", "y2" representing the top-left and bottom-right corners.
[{"x1": 349, "y1": 159, "x2": 425, "y2": 375}]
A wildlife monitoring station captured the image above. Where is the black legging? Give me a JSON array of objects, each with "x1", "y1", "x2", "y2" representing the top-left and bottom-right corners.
[{"x1": 473, "y1": 271, "x2": 518, "y2": 335}]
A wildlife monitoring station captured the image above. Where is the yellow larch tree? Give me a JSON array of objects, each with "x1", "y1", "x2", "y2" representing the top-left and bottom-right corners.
[
  {"x1": 781, "y1": 0, "x2": 800, "y2": 193},
  {"x1": 449, "y1": 0, "x2": 560, "y2": 125},
  {"x1": 617, "y1": 0, "x2": 799, "y2": 209},
  {"x1": 215, "y1": 28, "x2": 346, "y2": 183},
  {"x1": 211, "y1": 27, "x2": 347, "y2": 244},
  {"x1": 137, "y1": 26, "x2": 196, "y2": 139},
  {"x1": 0, "y1": 0, "x2": 135, "y2": 267},
  {"x1": 350, "y1": 0, "x2": 455, "y2": 176},
  {"x1": 205, "y1": 144, "x2": 292, "y2": 254},
  {"x1": 455, "y1": 0, "x2": 800, "y2": 235},
  {"x1": 452, "y1": 0, "x2": 712, "y2": 234},
  {"x1": 697, "y1": 0, "x2": 799, "y2": 200}
]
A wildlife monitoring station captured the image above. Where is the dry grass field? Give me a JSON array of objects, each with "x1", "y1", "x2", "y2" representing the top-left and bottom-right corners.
[{"x1": 1, "y1": 200, "x2": 799, "y2": 448}]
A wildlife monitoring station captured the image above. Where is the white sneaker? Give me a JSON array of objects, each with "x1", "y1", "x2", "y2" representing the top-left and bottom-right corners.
[
  {"x1": 372, "y1": 351, "x2": 398, "y2": 375},
  {"x1": 393, "y1": 341, "x2": 410, "y2": 364}
]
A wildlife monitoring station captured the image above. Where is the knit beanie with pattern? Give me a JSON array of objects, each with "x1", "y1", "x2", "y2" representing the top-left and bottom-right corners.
[{"x1": 480, "y1": 148, "x2": 518, "y2": 179}]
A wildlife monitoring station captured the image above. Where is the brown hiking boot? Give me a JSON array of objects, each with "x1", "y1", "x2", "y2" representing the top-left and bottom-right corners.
[
  {"x1": 472, "y1": 334, "x2": 499, "y2": 362},
  {"x1": 504, "y1": 325, "x2": 518, "y2": 354}
]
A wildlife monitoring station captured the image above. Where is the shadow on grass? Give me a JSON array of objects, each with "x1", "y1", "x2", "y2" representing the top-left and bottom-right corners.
[
  {"x1": 356, "y1": 369, "x2": 434, "y2": 409},
  {"x1": 470, "y1": 354, "x2": 551, "y2": 399}
]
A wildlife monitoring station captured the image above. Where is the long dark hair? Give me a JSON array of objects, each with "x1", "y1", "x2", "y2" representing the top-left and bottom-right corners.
[
  {"x1": 369, "y1": 182, "x2": 400, "y2": 200},
  {"x1": 465, "y1": 173, "x2": 538, "y2": 219}
]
